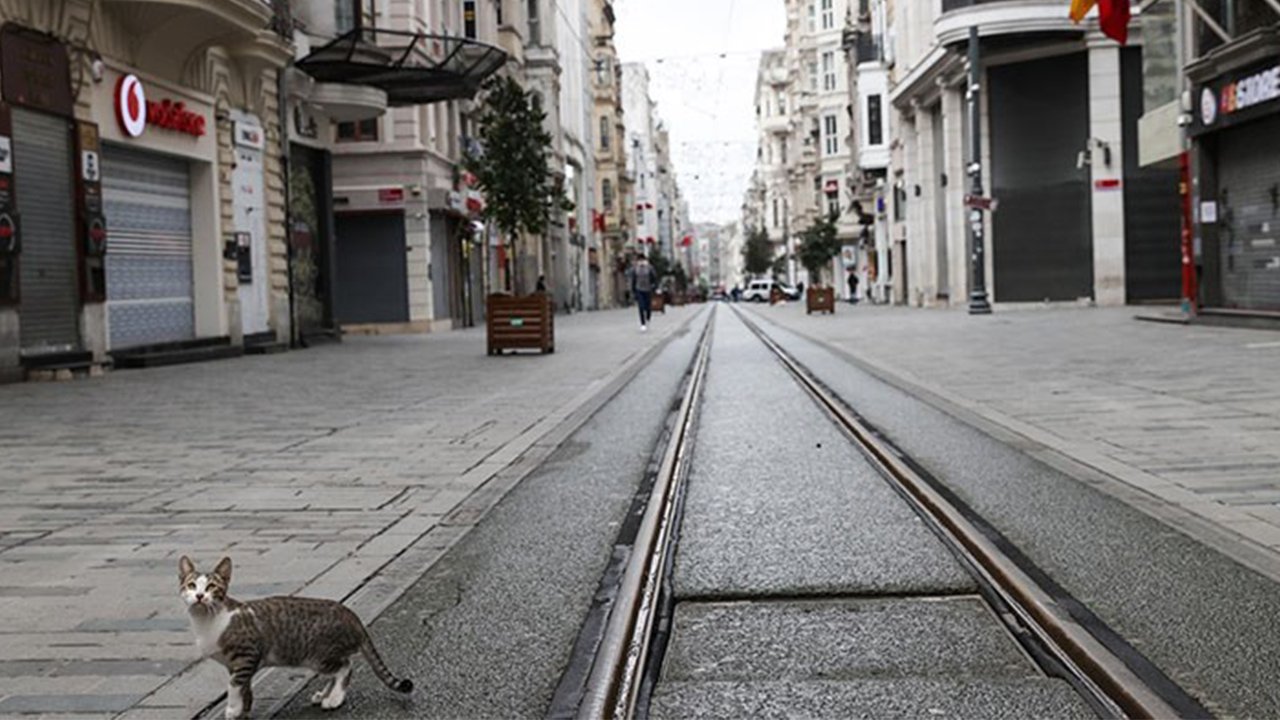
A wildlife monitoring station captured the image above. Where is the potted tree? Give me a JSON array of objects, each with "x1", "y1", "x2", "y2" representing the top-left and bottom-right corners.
[
  {"x1": 799, "y1": 213, "x2": 840, "y2": 315},
  {"x1": 466, "y1": 77, "x2": 566, "y2": 354}
]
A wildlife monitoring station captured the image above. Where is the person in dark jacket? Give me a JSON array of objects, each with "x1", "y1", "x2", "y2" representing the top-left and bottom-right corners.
[
  {"x1": 627, "y1": 255, "x2": 658, "y2": 331},
  {"x1": 847, "y1": 270, "x2": 859, "y2": 304}
]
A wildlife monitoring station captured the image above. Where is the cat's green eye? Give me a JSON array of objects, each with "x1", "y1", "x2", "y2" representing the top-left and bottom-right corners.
[{"x1": 186, "y1": 582, "x2": 196, "y2": 590}]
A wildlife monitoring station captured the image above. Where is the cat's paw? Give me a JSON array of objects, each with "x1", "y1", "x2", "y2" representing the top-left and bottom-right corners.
[
  {"x1": 224, "y1": 708, "x2": 244, "y2": 720},
  {"x1": 310, "y1": 689, "x2": 328, "y2": 706},
  {"x1": 320, "y1": 689, "x2": 346, "y2": 710}
]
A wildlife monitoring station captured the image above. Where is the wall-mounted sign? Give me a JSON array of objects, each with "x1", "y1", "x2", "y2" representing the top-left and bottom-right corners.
[
  {"x1": 1094, "y1": 178, "x2": 1122, "y2": 191},
  {"x1": 116, "y1": 75, "x2": 147, "y2": 137},
  {"x1": 841, "y1": 245, "x2": 857, "y2": 267},
  {"x1": 0, "y1": 212, "x2": 18, "y2": 254},
  {"x1": 379, "y1": 188, "x2": 404, "y2": 203},
  {"x1": 115, "y1": 74, "x2": 206, "y2": 139},
  {"x1": 0, "y1": 27, "x2": 73, "y2": 117},
  {"x1": 1192, "y1": 56, "x2": 1280, "y2": 136},
  {"x1": 235, "y1": 122, "x2": 264, "y2": 149},
  {"x1": 81, "y1": 150, "x2": 99, "y2": 182},
  {"x1": 1200, "y1": 200, "x2": 1218, "y2": 224}
]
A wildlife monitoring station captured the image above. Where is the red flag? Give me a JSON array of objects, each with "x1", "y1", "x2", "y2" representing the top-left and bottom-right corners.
[{"x1": 1098, "y1": 0, "x2": 1129, "y2": 44}]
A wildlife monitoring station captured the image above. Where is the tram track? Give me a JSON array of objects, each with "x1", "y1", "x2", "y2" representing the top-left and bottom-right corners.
[{"x1": 559, "y1": 304, "x2": 1209, "y2": 720}]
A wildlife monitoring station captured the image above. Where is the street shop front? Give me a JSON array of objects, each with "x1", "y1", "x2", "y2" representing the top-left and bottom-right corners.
[{"x1": 1190, "y1": 46, "x2": 1280, "y2": 313}]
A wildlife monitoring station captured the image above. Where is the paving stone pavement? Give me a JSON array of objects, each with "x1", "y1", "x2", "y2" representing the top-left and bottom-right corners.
[
  {"x1": 748, "y1": 303, "x2": 1280, "y2": 573},
  {"x1": 0, "y1": 306, "x2": 696, "y2": 719}
]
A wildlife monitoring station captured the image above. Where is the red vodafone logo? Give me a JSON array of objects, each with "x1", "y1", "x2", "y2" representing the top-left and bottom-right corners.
[
  {"x1": 116, "y1": 74, "x2": 146, "y2": 137},
  {"x1": 114, "y1": 74, "x2": 206, "y2": 139}
]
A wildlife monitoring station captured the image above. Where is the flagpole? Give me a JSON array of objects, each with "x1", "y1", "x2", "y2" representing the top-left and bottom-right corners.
[{"x1": 967, "y1": 25, "x2": 992, "y2": 315}]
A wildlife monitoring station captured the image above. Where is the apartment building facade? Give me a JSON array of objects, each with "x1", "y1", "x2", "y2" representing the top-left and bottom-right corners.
[
  {"x1": 887, "y1": 0, "x2": 1180, "y2": 308},
  {"x1": 0, "y1": 0, "x2": 294, "y2": 381}
]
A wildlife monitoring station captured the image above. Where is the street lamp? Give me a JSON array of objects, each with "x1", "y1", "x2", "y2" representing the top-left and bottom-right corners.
[{"x1": 966, "y1": 25, "x2": 992, "y2": 315}]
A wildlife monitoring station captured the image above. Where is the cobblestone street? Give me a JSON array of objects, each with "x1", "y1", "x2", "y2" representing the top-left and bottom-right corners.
[
  {"x1": 749, "y1": 304, "x2": 1280, "y2": 575},
  {"x1": 0, "y1": 307, "x2": 697, "y2": 719}
]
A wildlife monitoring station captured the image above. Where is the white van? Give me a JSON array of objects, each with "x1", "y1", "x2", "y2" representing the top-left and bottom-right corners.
[{"x1": 742, "y1": 279, "x2": 801, "y2": 302}]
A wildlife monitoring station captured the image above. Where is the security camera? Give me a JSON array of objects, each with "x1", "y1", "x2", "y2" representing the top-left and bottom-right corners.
[{"x1": 1076, "y1": 150, "x2": 1091, "y2": 169}]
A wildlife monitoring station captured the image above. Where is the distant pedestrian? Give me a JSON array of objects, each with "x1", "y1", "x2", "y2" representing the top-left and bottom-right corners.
[
  {"x1": 536, "y1": 275, "x2": 547, "y2": 293},
  {"x1": 628, "y1": 254, "x2": 658, "y2": 331},
  {"x1": 847, "y1": 270, "x2": 859, "y2": 304}
]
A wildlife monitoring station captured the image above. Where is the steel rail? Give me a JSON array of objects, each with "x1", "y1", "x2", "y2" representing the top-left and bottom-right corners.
[
  {"x1": 576, "y1": 313, "x2": 714, "y2": 720},
  {"x1": 734, "y1": 307, "x2": 1188, "y2": 720}
]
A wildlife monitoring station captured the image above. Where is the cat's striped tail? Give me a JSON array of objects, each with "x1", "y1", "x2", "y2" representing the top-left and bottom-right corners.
[{"x1": 360, "y1": 630, "x2": 414, "y2": 693}]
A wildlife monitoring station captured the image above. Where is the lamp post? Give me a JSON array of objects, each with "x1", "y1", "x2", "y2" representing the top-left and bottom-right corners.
[{"x1": 966, "y1": 25, "x2": 992, "y2": 315}]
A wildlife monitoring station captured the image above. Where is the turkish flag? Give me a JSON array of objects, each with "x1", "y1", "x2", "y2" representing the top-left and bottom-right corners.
[
  {"x1": 681, "y1": 236, "x2": 693, "y2": 247},
  {"x1": 1098, "y1": 0, "x2": 1129, "y2": 44}
]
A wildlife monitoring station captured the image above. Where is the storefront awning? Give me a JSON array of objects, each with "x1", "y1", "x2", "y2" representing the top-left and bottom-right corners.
[{"x1": 296, "y1": 28, "x2": 507, "y2": 106}]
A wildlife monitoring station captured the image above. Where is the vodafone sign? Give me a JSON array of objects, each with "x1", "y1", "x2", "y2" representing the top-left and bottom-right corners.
[
  {"x1": 116, "y1": 75, "x2": 146, "y2": 137},
  {"x1": 115, "y1": 74, "x2": 206, "y2": 139}
]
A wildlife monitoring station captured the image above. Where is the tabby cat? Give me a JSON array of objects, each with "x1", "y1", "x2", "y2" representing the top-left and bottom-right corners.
[{"x1": 179, "y1": 556, "x2": 413, "y2": 719}]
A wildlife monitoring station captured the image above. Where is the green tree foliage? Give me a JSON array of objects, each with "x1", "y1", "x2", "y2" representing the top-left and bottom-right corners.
[
  {"x1": 464, "y1": 77, "x2": 564, "y2": 240},
  {"x1": 742, "y1": 226, "x2": 774, "y2": 278},
  {"x1": 798, "y1": 213, "x2": 841, "y2": 286},
  {"x1": 672, "y1": 263, "x2": 689, "y2": 293},
  {"x1": 649, "y1": 250, "x2": 672, "y2": 281}
]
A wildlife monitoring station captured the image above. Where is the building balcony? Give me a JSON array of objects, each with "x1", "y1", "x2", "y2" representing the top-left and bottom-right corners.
[
  {"x1": 935, "y1": 0, "x2": 1082, "y2": 45},
  {"x1": 760, "y1": 114, "x2": 790, "y2": 135},
  {"x1": 102, "y1": 0, "x2": 291, "y2": 72}
]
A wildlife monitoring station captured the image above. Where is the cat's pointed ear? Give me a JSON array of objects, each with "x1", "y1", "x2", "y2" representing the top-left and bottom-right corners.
[
  {"x1": 179, "y1": 555, "x2": 195, "y2": 580},
  {"x1": 213, "y1": 557, "x2": 232, "y2": 585}
]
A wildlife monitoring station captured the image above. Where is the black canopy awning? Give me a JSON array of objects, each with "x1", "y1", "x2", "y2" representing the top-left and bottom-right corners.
[{"x1": 297, "y1": 28, "x2": 508, "y2": 105}]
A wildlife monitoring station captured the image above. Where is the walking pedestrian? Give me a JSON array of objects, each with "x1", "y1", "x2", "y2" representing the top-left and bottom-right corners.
[
  {"x1": 627, "y1": 254, "x2": 658, "y2": 331},
  {"x1": 847, "y1": 270, "x2": 859, "y2": 304},
  {"x1": 536, "y1": 275, "x2": 547, "y2": 293}
]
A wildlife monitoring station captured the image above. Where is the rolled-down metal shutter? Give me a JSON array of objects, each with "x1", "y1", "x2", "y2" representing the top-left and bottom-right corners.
[
  {"x1": 102, "y1": 145, "x2": 194, "y2": 349},
  {"x1": 1217, "y1": 120, "x2": 1280, "y2": 311},
  {"x1": 12, "y1": 108, "x2": 79, "y2": 352}
]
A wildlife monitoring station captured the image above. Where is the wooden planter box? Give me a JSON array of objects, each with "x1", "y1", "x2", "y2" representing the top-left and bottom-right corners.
[
  {"x1": 806, "y1": 287, "x2": 836, "y2": 314},
  {"x1": 652, "y1": 294, "x2": 666, "y2": 314},
  {"x1": 487, "y1": 293, "x2": 554, "y2": 355}
]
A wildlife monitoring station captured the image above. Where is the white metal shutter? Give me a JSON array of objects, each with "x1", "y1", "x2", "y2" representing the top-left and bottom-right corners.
[
  {"x1": 1218, "y1": 121, "x2": 1280, "y2": 311},
  {"x1": 12, "y1": 108, "x2": 79, "y2": 352},
  {"x1": 103, "y1": 145, "x2": 194, "y2": 348}
]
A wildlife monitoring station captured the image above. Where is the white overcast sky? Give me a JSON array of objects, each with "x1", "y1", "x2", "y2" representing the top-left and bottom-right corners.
[{"x1": 613, "y1": 0, "x2": 786, "y2": 225}]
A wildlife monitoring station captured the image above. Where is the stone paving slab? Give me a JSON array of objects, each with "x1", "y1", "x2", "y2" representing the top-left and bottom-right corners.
[
  {"x1": 748, "y1": 304, "x2": 1280, "y2": 572},
  {"x1": 648, "y1": 678, "x2": 1094, "y2": 719},
  {"x1": 661, "y1": 597, "x2": 1031, "y2": 682},
  {"x1": 0, "y1": 307, "x2": 697, "y2": 717},
  {"x1": 674, "y1": 311, "x2": 974, "y2": 599}
]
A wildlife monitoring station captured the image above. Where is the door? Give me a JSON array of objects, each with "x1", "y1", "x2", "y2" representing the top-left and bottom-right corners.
[
  {"x1": 1217, "y1": 120, "x2": 1280, "y2": 311},
  {"x1": 334, "y1": 212, "x2": 408, "y2": 323},
  {"x1": 233, "y1": 120, "x2": 269, "y2": 335},
  {"x1": 989, "y1": 52, "x2": 1094, "y2": 301},
  {"x1": 102, "y1": 145, "x2": 195, "y2": 349},
  {"x1": 430, "y1": 215, "x2": 452, "y2": 323},
  {"x1": 12, "y1": 108, "x2": 79, "y2": 353}
]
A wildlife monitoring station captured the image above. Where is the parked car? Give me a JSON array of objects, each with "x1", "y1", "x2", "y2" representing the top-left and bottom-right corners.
[{"x1": 742, "y1": 279, "x2": 801, "y2": 302}]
